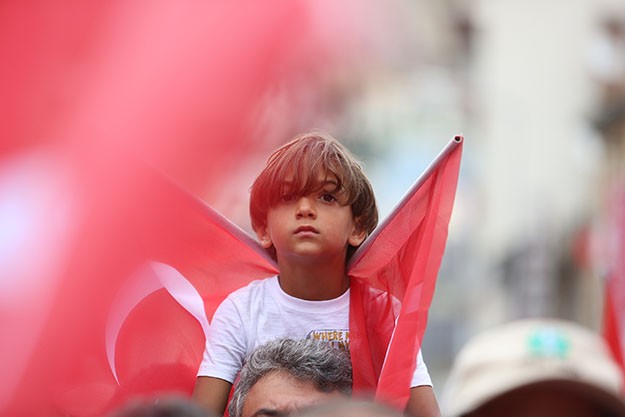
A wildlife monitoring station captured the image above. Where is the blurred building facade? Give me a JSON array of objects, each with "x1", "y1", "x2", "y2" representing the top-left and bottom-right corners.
[{"x1": 419, "y1": 0, "x2": 624, "y2": 391}]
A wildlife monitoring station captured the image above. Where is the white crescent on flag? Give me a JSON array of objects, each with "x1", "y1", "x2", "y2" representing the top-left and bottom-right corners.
[{"x1": 106, "y1": 261, "x2": 210, "y2": 384}]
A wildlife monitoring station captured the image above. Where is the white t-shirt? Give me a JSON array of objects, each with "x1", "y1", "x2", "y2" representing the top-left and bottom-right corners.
[{"x1": 197, "y1": 276, "x2": 432, "y2": 387}]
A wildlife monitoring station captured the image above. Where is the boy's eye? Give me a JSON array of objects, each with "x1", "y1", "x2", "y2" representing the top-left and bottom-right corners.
[
  {"x1": 281, "y1": 193, "x2": 295, "y2": 202},
  {"x1": 319, "y1": 193, "x2": 337, "y2": 203}
]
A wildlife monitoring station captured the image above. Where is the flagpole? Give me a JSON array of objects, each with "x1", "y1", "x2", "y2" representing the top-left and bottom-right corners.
[{"x1": 348, "y1": 134, "x2": 463, "y2": 270}]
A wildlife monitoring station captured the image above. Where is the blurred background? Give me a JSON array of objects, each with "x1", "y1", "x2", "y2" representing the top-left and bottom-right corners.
[
  {"x1": 203, "y1": 0, "x2": 625, "y2": 393},
  {"x1": 200, "y1": 0, "x2": 624, "y2": 393},
  {"x1": 2, "y1": 0, "x2": 625, "y2": 410}
]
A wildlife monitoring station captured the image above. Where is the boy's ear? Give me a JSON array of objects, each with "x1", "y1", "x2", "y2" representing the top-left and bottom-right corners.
[
  {"x1": 348, "y1": 225, "x2": 367, "y2": 247},
  {"x1": 255, "y1": 226, "x2": 273, "y2": 249}
]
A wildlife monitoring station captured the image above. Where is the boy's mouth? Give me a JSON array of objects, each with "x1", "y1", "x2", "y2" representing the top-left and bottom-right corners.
[{"x1": 294, "y1": 225, "x2": 319, "y2": 234}]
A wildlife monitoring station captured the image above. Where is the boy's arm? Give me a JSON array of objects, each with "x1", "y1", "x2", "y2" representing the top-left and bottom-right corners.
[
  {"x1": 405, "y1": 386, "x2": 441, "y2": 417},
  {"x1": 192, "y1": 376, "x2": 232, "y2": 416},
  {"x1": 193, "y1": 293, "x2": 247, "y2": 415}
]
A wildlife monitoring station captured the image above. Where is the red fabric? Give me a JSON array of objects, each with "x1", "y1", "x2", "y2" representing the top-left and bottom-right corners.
[
  {"x1": 0, "y1": 2, "x2": 298, "y2": 416},
  {"x1": 601, "y1": 185, "x2": 625, "y2": 384},
  {"x1": 603, "y1": 287, "x2": 625, "y2": 382},
  {"x1": 348, "y1": 138, "x2": 463, "y2": 408},
  {"x1": 72, "y1": 176, "x2": 278, "y2": 416}
]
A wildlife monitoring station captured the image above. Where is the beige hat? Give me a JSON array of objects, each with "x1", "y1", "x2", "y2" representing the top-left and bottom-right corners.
[{"x1": 441, "y1": 319, "x2": 625, "y2": 417}]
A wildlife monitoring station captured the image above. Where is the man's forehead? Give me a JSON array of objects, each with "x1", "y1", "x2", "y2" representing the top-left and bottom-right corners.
[
  {"x1": 248, "y1": 395, "x2": 344, "y2": 417},
  {"x1": 242, "y1": 372, "x2": 345, "y2": 417}
]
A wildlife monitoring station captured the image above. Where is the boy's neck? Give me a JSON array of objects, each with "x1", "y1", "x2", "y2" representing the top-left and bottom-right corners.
[{"x1": 277, "y1": 255, "x2": 349, "y2": 301}]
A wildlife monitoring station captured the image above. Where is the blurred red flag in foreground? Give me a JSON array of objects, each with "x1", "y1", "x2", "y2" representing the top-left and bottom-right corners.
[
  {"x1": 602, "y1": 187, "x2": 625, "y2": 383},
  {"x1": 604, "y1": 288, "x2": 625, "y2": 380},
  {"x1": 0, "y1": 1, "x2": 306, "y2": 415}
]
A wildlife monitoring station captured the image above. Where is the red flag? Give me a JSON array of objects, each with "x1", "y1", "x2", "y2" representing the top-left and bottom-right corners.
[
  {"x1": 604, "y1": 287, "x2": 625, "y2": 379},
  {"x1": 0, "y1": 2, "x2": 304, "y2": 416},
  {"x1": 76, "y1": 173, "x2": 278, "y2": 415},
  {"x1": 601, "y1": 185, "x2": 625, "y2": 382},
  {"x1": 348, "y1": 136, "x2": 463, "y2": 408}
]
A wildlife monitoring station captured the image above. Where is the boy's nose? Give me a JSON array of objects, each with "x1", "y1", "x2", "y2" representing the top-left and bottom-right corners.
[{"x1": 295, "y1": 197, "x2": 316, "y2": 218}]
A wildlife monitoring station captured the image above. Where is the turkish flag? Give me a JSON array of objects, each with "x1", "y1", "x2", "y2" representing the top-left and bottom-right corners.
[
  {"x1": 348, "y1": 136, "x2": 463, "y2": 408},
  {"x1": 0, "y1": 1, "x2": 304, "y2": 415}
]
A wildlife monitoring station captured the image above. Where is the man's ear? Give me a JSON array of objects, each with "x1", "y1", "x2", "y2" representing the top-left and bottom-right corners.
[
  {"x1": 348, "y1": 224, "x2": 367, "y2": 247},
  {"x1": 255, "y1": 226, "x2": 273, "y2": 249}
]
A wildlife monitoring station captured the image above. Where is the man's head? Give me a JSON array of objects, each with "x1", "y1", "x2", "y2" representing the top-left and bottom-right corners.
[
  {"x1": 228, "y1": 338, "x2": 353, "y2": 417},
  {"x1": 441, "y1": 318, "x2": 625, "y2": 417},
  {"x1": 250, "y1": 132, "x2": 378, "y2": 260},
  {"x1": 293, "y1": 399, "x2": 404, "y2": 417}
]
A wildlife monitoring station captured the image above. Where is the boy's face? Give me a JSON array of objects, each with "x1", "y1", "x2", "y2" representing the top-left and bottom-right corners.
[{"x1": 256, "y1": 171, "x2": 366, "y2": 263}]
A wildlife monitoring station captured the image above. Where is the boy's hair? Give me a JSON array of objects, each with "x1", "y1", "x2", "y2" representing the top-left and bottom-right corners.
[{"x1": 250, "y1": 131, "x2": 378, "y2": 255}]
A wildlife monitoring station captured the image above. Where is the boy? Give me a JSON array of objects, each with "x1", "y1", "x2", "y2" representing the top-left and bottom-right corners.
[{"x1": 192, "y1": 132, "x2": 440, "y2": 417}]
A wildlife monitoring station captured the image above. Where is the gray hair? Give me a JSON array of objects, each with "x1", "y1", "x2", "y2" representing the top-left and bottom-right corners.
[{"x1": 228, "y1": 338, "x2": 353, "y2": 417}]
